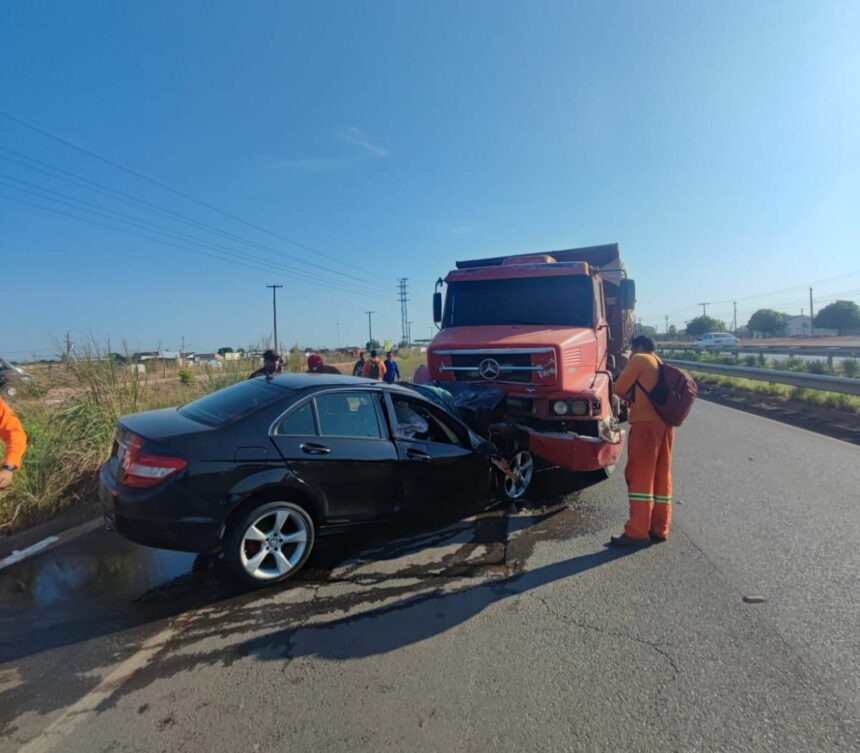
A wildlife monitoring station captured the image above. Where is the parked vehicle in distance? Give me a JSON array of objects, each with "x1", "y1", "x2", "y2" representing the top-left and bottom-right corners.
[
  {"x1": 421, "y1": 243, "x2": 635, "y2": 480},
  {"x1": 0, "y1": 358, "x2": 34, "y2": 398},
  {"x1": 99, "y1": 374, "x2": 495, "y2": 587},
  {"x1": 694, "y1": 332, "x2": 741, "y2": 351}
]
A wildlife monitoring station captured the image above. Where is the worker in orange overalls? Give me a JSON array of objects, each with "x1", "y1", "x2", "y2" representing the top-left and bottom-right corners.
[
  {"x1": 609, "y1": 335, "x2": 673, "y2": 547},
  {"x1": 0, "y1": 397, "x2": 27, "y2": 489}
]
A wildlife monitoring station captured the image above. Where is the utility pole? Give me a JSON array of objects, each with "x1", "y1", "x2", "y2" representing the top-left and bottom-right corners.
[
  {"x1": 664, "y1": 315, "x2": 669, "y2": 335},
  {"x1": 336, "y1": 321, "x2": 340, "y2": 349},
  {"x1": 365, "y1": 311, "x2": 375, "y2": 344},
  {"x1": 809, "y1": 287, "x2": 815, "y2": 336},
  {"x1": 266, "y1": 284, "x2": 284, "y2": 352},
  {"x1": 64, "y1": 331, "x2": 73, "y2": 361},
  {"x1": 732, "y1": 301, "x2": 738, "y2": 333},
  {"x1": 698, "y1": 302, "x2": 710, "y2": 317},
  {"x1": 397, "y1": 278, "x2": 410, "y2": 345},
  {"x1": 180, "y1": 336, "x2": 185, "y2": 364},
  {"x1": 407, "y1": 321, "x2": 413, "y2": 346}
]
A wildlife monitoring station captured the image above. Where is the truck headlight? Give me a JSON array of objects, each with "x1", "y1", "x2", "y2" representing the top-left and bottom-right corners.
[
  {"x1": 552, "y1": 400, "x2": 569, "y2": 416},
  {"x1": 570, "y1": 400, "x2": 589, "y2": 416}
]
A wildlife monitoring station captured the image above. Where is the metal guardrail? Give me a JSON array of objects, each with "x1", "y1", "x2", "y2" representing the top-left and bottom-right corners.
[
  {"x1": 659, "y1": 345, "x2": 860, "y2": 359},
  {"x1": 666, "y1": 359, "x2": 860, "y2": 397}
]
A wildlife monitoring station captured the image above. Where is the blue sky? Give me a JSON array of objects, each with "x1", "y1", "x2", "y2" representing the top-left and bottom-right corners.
[{"x1": 2, "y1": 0, "x2": 858, "y2": 358}]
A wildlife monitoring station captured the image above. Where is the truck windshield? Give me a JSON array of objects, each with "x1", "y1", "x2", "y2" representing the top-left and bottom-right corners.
[{"x1": 444, "y1": 276, "x2": 594, "y2": 328}]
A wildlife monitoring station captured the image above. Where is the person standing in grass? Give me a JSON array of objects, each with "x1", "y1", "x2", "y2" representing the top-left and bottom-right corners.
[
  {"x1": 0, "y1": 397, "x2": 26, "y2": 489},
  {"x1": 306, "y1": 354, "x2": 341, "y2": 375},
  {"x1": 352, "y1": 349, "x2": 367, "y2": 377},
  {"x1": 248, "y1": 350, "x2": 283, "y2": 379},
  {"x1": 383, "y1": 351, "x2": 401, "y2": 383},
  {"x1": 363, "y1": 350, "x2": 387, "y2": 381}
]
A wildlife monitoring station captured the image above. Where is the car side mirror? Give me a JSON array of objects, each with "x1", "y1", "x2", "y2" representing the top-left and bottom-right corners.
[
  {"x1": 433, "y1": 292, "x2": 443, "y2": 324},
  {"x1": 620, "y1": 279, "x2": 636, "y2": 310}
]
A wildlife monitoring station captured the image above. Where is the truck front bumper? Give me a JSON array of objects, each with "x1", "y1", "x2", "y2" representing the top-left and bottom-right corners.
[{"x1": 527, "y1": 429, "x2": 626, "y2": 472}]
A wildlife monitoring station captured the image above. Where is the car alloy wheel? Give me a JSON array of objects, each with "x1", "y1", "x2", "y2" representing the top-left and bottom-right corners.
[
  {"x1": 503, "y1": 451, "x2": 534, "y2": 500},
  {"x1": 227, "y1": 501, "x2": 315, "y2": 586}
]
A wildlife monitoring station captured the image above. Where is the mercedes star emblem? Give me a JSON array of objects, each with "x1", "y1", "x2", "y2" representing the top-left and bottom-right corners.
[{"x1": 478, "y1": 358, "x2": 501, "y2": 381}]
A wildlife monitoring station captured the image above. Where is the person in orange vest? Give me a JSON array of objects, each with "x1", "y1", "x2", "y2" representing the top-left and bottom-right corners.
[
  {"x1": 363, "y1": 350, "x2": 387, "y2": 381},
  {"x1": 0, "y1": 397, "x2": 27, "y2": 489},
  {"x1": 306, "y1": 354, "x2": 341, "y2": 375},
  {"x1": 609, "y1": 335, "x2": 674, "y2": 547}
]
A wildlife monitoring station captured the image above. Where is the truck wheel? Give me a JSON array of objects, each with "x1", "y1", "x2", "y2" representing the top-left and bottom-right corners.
[
  {"x1": 225, "y1": 501, "x2": 315, "y2": 588},
  {"x1": 500, "y1": 451, "x2": 534, "y2": 501}
]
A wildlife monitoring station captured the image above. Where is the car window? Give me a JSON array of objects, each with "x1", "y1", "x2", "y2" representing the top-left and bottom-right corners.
[
  {"x1": 179, "y1": 379, "x2": 290, "y2": 426},
  {"x1": 391, "y1": 396, "x2": 464, "y2": 446},
  {"x1": 316, "y1": 392, "x2": 382, "y2": 438},
  {"x1": 277, "y1": 401, "x2": 317, "y2": 435}
]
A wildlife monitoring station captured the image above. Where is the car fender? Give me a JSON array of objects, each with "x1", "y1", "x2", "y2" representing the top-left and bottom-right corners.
[{"x1": 223, "y1": 468, "x2": 325, "y2": 526}]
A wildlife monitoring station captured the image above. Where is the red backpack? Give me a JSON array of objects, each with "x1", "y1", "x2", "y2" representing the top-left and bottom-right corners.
[{"x1": 639, "y1": 358, "x2": 698, "y2": 427}]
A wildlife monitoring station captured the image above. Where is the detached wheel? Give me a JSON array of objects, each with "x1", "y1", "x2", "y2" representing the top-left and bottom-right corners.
[
  {"x1": 501, "y1": 450, "x2": 535, "y2": 501},
  {"x1": 226, "y1": 501, "x2": 315, "y2": 588}
]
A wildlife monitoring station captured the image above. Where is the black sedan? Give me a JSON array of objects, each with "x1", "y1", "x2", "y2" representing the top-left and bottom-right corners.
[{"x1": 99, "y1": 374, "x2": 495, "y2": 586}]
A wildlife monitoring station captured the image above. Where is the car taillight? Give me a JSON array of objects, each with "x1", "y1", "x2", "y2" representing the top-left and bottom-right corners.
[{"x1": 120, "y1": 435, "x2": 187, "y2": 488}]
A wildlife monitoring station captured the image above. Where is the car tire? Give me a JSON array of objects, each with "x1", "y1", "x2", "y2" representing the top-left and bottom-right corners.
[
  {"x1": 1, "y1": 384, "x2": 17, "y2": 398},
  {"x1": 225, "y1": 501, "x2": 316, "y2": 588}
]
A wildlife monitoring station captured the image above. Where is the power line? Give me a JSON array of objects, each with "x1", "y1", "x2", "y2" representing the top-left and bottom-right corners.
[
  {"x1": 0, "y1": 192, "x2": 394, "y2": 299},
  {"x1": 0, "y1": 146, "x2": 376, "y2": 286},
  {"x1": 0, "y1": 110, "x2": 373, "y2": 278},
  {"x1": 0, "y1": 181, "x2": 389, "y2": 299}
]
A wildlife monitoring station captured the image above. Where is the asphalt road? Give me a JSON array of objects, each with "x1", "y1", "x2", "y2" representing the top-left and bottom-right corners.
[{"x1": 1, "y1": 400, "x2": 858, "y2": 753}]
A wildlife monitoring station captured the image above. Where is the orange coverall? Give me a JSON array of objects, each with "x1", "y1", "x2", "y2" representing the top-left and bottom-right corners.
[
  {"x1": 614, "y1": 353, "x2": 674, "y2": 540},
  {"x1": 0, "y1": 397, "x2": 27, "y2": 468}
]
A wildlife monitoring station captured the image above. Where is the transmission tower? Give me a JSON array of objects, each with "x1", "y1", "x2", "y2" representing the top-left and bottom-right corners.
[{"x1": 398, "y1": 278, "x2": 410, "y2": 345}]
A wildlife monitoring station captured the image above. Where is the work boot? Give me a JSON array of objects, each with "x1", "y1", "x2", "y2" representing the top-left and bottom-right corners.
[
  {"x1": 609, "y1": 533, "x2": 650, "y2": 548},
  {"x1": 649, "y1": 532, "x2": 667, "y2": 543}
]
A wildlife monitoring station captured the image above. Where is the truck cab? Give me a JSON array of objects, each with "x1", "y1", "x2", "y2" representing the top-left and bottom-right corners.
[{"x1": 424, "y1": 244, "x2": 636, "y2": 479}]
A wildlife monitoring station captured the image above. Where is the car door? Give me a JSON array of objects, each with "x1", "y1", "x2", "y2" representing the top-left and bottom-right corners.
[
  {"x1": 385, "y1": 392, "x2": 490, "y2": 515},
  {"x1": 270, "y1": 390, "x2": 400, "y2": 524}
]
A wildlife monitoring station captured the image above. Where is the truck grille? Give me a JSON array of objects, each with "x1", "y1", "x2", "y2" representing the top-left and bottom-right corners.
[{"x1": 435, "y1": 349, "x2": 554, "y2": 384}]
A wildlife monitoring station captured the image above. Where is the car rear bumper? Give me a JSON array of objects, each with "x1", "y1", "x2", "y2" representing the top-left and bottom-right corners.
[
  {"x1": 99, "y1": 464, "x2": 222, "y2": 553},
  {"x1": 527, "y1": 430, "x2": 626, "y2": 472}
]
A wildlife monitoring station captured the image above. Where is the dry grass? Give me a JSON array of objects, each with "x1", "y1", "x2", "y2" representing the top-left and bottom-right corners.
[{"x1": 1, "y1": 347, "x2": 430, "y2": 534}]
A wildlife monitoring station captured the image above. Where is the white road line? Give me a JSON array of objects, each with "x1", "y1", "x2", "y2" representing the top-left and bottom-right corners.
[
  {"x1": 0, "y1": 537, "x2": 59, "y2": 570},
  {"x1": 15, "y1": 584, "x2": 314, "y2": 753},
  {"x1": 16, "y1": 609, "x2": 198, "y2": 753}
]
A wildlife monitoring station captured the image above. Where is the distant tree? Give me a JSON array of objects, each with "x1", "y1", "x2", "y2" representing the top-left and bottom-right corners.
[
  {"x1": 814, "y1": 300, "x2": 860, "y2": 334},
  {"x1": 748, "y1": 309, "x2": 786, "y2": 336},
  {"x1": 667, "y1": 324, "x2": 678, "y2": 338},
  {"x1": 398, "y1": 340, "x2": 410, "y2": 349},
  {"x1": 634, "y1": 322, "x2": 658, "y2": 338},
  {"x1": 217, "y1": 347, "x2": 234, "y2": 356},
  {"x1": 366, "y1": 339, "x2": 381, "y2": 351},
  {"x1": 686, "y1": 316, "x2": 727, "y2": 337}
]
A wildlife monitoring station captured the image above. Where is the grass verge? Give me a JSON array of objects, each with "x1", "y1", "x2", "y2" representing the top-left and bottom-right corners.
[{"x1": 689, "y1": 371, "x2": 860, "y2": 414}]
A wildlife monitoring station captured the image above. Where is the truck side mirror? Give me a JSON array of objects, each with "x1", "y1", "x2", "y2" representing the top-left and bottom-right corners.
[
  {"x1": 433, "y1": 291, "x2": 443, "y2": 324},
  {"x1": 620, "y1": 279, "x2": 636, "y2": 310}
]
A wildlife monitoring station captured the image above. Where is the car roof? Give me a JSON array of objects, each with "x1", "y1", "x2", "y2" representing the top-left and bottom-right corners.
[{"x1": 265, "y1": 373, "x2": 376, "y2": 389}]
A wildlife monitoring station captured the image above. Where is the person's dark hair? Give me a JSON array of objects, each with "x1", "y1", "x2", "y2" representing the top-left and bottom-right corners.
[
  {"x1": 385, "y1": 351, "x2": 393, "y2": 358},
  {"x1": 370, "y1": 350, "x2": 378, "y2": 358},
  {"x1": 631, "y1": 335, "x2": 656, "y2": 353},
  {"x1": 263, "y1": 349, "x2": 279, "y2": 362}
]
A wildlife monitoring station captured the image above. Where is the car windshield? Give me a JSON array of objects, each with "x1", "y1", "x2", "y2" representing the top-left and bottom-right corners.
[
  {"x1": 179, "y1": 379, "x2": 290, "y2": 426},
  {"x1": 444, "y1": 276, "x2": 593, "y2": 328}
]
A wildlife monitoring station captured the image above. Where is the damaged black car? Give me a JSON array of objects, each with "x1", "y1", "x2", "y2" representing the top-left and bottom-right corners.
[{"x1": 99, "y1": 374, "x2": 524, "y2": 587}]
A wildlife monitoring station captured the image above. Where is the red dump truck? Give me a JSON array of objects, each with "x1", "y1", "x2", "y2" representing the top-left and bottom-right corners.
[{"x1": 418, "y1": 243, "x2": 637, "y2": 499}]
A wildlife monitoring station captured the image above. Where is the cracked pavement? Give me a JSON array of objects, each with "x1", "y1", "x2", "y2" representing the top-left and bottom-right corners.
[{"x1": 1, "y1": 400, "x2": 859, "y2": 752}]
